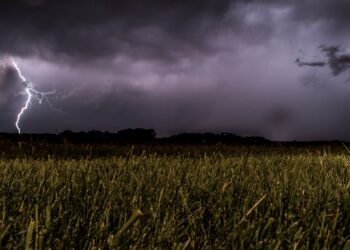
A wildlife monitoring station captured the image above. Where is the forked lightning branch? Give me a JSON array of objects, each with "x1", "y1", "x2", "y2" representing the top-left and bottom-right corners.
[{"x1": 11, "y1": 58, "x2": 56, "y2": 134}]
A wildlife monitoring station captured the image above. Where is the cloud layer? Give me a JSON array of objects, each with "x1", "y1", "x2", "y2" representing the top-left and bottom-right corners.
[{"x1": 1, "y1": 0, "x2": 350, "y2": 140}]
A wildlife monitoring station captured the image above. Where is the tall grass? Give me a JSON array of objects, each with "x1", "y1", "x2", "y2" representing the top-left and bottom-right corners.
[{"x1": 0, "y1": 146, "x2": 350, "y2": 248}]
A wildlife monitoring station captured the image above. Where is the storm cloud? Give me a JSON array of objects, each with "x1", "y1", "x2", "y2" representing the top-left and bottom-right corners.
[
  {"x1": 1, "y1": 0, "x2": 350, "y2": 140},
  {"x1": 296, "y1": 45, "x2": 350, "y2": 76},
  {"x1": 0, "y1": 0, "x2": 233, "y2": 61}
]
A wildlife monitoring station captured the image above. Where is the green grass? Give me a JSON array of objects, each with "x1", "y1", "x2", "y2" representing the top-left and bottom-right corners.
[{"x1": 1, "y1": 144, "x2": 350, "y2": 248}]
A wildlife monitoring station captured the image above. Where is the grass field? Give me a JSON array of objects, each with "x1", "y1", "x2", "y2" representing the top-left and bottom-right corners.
[{"x1": 1, "y1": 143, "x2": 350, "y2": 249}]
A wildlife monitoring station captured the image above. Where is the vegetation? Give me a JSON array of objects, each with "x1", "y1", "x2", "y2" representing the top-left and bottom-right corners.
[{"x1": 1, "y1": 142, "x2": 350, "y2": 249}]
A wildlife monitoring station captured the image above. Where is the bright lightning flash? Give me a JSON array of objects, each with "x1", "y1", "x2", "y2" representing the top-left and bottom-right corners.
[{"x1": 11, "y1": 58, "x2": 56, "y2": 134}]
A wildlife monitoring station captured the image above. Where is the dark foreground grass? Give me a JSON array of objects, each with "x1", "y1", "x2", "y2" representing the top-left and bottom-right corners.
[{"x1": 1, "y1": 145, "x2": 350, "y2": 249}]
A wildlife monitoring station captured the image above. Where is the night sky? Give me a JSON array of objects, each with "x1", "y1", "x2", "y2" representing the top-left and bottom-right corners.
[{"x1": 1, "y1": 0, "x2": 350, "y2": 140}]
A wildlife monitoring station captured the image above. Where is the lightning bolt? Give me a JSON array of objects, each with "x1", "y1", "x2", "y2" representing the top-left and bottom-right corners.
[{"x1": 11, "y1": 58, "x2": 56, "y2": 134}]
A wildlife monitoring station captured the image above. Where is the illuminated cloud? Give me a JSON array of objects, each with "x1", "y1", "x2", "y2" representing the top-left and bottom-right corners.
[{"x1": 1, "y1": 0, "x2": 350, "y2": 140}]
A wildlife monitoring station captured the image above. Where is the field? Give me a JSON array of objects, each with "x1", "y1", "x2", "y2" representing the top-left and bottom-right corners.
[{"x1": 1, "y1": 142, "x2": 350, "y2": 249}]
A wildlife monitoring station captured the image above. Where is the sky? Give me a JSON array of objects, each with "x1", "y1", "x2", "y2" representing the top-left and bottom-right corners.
[{"x1": 1, "y1": 0, "x2": 350, "y2": 140}]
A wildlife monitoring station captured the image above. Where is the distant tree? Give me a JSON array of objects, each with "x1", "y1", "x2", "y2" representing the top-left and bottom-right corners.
[{"x1": 116, "y1": 128, "x2": 156, "y2": 143}]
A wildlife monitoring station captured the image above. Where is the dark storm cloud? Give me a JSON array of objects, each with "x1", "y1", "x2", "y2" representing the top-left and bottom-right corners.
[
  {"x1": 296, "y1": 59, "x2": 326, "y2": 68},
  {"x1": 320, "y1": 45, "x2": 350, "y2": 76},
  {"x1": 0, "y1": 0, "x2": 234, "y2": 62},
  {"x1": 2, "y1": 0, "x2": 350, "y2": 140},
  {"x1": 296, "y1": 45, "x2": 350, "y2": 76},
  {"x1": 0, "y1": 0, "x2": 348, "y2": 62},
  {"x1": 290, "y1": 0, "x2": 350, "y2": 30}
]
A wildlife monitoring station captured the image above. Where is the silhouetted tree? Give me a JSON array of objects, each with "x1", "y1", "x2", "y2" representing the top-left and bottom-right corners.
[{"x1": 116, "y1": 128, "x2": 156, "y2": 143}]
